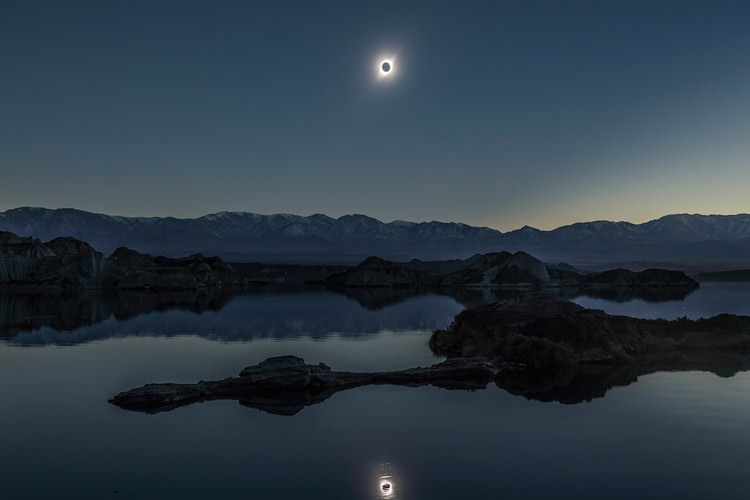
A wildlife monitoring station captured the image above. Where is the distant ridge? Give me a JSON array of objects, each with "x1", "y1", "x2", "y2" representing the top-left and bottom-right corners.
[{"x1": 1, "y1": 207, "x2": 749, "y2": 268}]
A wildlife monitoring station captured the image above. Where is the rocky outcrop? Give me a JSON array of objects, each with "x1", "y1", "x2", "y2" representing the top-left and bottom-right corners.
[
  {"x1": 578, "y1": 268, "x2": 699, "y2": 288},
  {"x1": 325, "y1": 252, "x2": 699, "y2": 291},
  {"x1": 438, "y1": 252, "x2": 698, "y2": 289},
  {"x1": 110, "y1": 355, "x2": 500, "y2": 415},
  {"x1": 437, "y1": 251, "x2": 557, "y2": 287},
  {"x1": 106, "y1": 247, "x2": 241, "y2": 289},
  {"x1": 107, "y1": 296, "x2": 750, "y2": 414},
  {"x1": 430, "y1": 294, "x2": 750, "y2": 368},
  {"x1": 324, "y1": 256, "x2": 430, "y2": 288},
  {"x1": 0, "y1": 231, "x2": 107, "y2": 288},
  {"x1": 111, "y1": 344, "x2": 750, "y2": 414},
  {"x1": 0, "y1": 230, "x2": 246, "y2": 290},
  {"x1": 324, "y1": 251, "x2": 562, "y2": 289}
]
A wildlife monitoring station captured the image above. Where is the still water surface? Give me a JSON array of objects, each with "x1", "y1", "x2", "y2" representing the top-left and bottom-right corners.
[{"x1": 1, "y1": 283, "x2": 750, "y2": 499}]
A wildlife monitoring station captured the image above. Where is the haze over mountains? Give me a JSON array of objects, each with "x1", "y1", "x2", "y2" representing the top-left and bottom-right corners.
[{"x1": 1, "y1": 207, "x2": 749, "y2": 269}]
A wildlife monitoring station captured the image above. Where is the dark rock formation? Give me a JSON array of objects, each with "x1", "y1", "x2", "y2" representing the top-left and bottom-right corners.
[
  {"x1": 430, "y1": 294, "x2": 750, "y2": 368},
  {"x1": 110, "y1": 355, "x2": 500, "y2": 415},
  {"x1": 324, "y1": 252, "x2": 698, "y2": 291},
  {"x1": 324, "y1": 256, "x2": 430, "y2": 288},
  {"x1": 578, "y1": 268, "x2": 699, "y2": 288},
  {"x1": 441, "y1": 253, "x2": 699, "y2": 289},
  {"x1": 106, "y1": 247, "x2": 241, "y2": 289},
  {"x1": 111, "y1": 347, "x2": 750, "y2": 414},
  {"x1": 0, "y1": 230, "x2": 246, "y2": 290},
  {"x1": 437, "y1": 251, "x2": 557, "y2": 287},
  {"x1": 108, "y1": 297, "x2": 750, "y2": 413},
  {"x1": 0, "y1": 232, "x2": 107, "y2": 288}
]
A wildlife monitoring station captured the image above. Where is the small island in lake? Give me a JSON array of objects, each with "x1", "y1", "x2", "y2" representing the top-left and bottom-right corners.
[{"x1": 110, "y1": 293, "x2": 750, "y2": 414}]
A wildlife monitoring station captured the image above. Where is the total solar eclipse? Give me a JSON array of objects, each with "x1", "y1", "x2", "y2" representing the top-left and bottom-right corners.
[{"x1": 380, "y1": 59, "x2": 393, "y2": 76}]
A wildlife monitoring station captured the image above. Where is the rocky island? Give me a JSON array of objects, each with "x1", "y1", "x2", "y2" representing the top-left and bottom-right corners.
[
  {"x1": 324, "y1": 251, "x2": 699, "y2": 291},
  {"x1": 110, "y1": 355, "x2": 500, "y2": 415},
  {"x1": 111, "y1": 294, "x2": 750, "y2": 413},
  {"x1": 430, "y1": 293, "x2": 750, "y2": 366}
]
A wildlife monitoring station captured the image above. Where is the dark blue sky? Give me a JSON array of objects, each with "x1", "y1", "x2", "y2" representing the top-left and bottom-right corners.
[{"x1": 1, "y1": 1, "x2": 749, "y2": 230}]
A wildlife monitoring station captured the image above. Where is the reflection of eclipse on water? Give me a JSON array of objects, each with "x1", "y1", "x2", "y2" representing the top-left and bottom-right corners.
[{"x1": 378, "y1": 475, "x2": 395, "y2": 498}]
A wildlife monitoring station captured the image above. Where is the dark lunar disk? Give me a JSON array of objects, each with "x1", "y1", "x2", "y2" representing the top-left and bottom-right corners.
[{"x1": 381, "y1": 62, "x2": 391, "y2": 72}]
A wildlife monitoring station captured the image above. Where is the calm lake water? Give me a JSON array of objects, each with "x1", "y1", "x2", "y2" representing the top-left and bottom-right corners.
[{"x1": 1, "y1": 283, "x2": 750, "y2": 499}]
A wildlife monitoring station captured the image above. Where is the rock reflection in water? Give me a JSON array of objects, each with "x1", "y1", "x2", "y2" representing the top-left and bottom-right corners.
[
  {"x1": 330, "y1": 282, "x2": 698, "y2": 308},
  {"x1": 0, "y1": 281, "x2": 698, "y2": 344},
  {"x1": 0, "y1": 288, "x2": 464, "y2": 345},
  {"x1": 562, "y1": 285, "x2": 698, "y2": 303},
  {"x1": 0, "y1": 289, "x2": 235, "y2": 339},
  {"x1": 494, "y1": 348, "x2": 750, "y2": 404}
]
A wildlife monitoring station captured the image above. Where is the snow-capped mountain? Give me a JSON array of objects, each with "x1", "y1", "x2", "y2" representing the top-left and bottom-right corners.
[
  {"x1": 0, "y1": 207, "x2": 506, "y2": 263},
  {"x1": 1, "y1": 207, "x2": 749, "y2": 267}
]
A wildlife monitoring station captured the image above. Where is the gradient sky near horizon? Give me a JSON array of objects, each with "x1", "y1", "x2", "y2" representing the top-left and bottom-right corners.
[{"x1": 1, "y1": 0, "x2": 749, "y2": 231}]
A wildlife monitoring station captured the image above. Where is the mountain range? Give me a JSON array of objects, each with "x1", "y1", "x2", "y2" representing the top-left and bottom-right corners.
[{"x1": 1, "y1": 207, "x2": 749, "y2": 269}]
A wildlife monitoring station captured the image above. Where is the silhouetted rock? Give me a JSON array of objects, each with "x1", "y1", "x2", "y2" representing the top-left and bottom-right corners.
[
  {"x1": 0, "y1": 231, "x2": 107, "y2": 288},
  {"x1": 430, "y1": 294, "x2": 750, "y2": 368},
  {"x1": 110, "y1": 355, "x2": 500, "y2": 415},
  {"x1": 110, "y1": 343, "x2": 750, "y2": 413},
  {"x1": 107, "y1": 295, "x2": 750, "y2": 414},
  {"x1": 438, "y1": 251, "x2": 559, "y2": 287},
  {"x1": 325, "y1": 256, "x2": 430, "y2": 288},
  {"x1": 437, "y1": 253, "x2": 698, "y2": 289},
  {"x1": 325, "y1": 252, "x2": 698, "y2": 292},
  {"x1": 579, "y1": 268, "x2": 698, "y2": 288},
  {"x1": 0, "y1": 230, "x2": 246, "y2": 290},
  {"x1": 106, "y1": 247, "x2": 241, "y2": 289}
]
